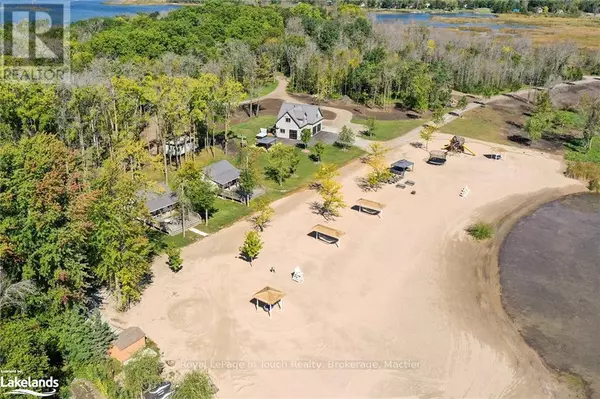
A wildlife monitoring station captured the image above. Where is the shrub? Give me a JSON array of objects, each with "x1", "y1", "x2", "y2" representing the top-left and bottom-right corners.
[
  {"x1": 166, "y1": 246, "x2": 183, "y2": 272},
  {"x1": 467, "y1": 222, "x2": 494, "y2": 240},
  {"x1": 566, "y1": 161, "x2": 600, "y2": 192}
]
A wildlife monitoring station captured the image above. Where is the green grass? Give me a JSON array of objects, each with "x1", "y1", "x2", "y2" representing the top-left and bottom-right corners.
[
  {"x1": 351, "y1": 117, "x2": 428, "y2": 141},
  {"x1": 258, "y1": 144, "x2": 364, "y2": 193},
  {"x1": 467, "y1": 222, "x2": 494, "y2": 240},
  {"x1": 442, "y1": 107, "x2": 513, "y2": 145},
  {"x1": 566, "y1": 139, "x2": 600, "y2": 163},
  {"x1": 161, "y1": 232, "x2": 201, "y2": 249},
  {"x1": 257, "y1": 80, "x2": 278, "y2": 98},
  {"x1": 203, "y1": 198, "x2": 253, "y2": 234},
  {"x1": 230, "y1": 115, "x2": 277, "y2": 145}
]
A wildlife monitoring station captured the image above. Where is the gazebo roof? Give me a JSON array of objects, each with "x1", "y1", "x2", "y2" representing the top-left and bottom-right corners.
[
  {"x1": 252, "y1": 286, "x2": 286, "y2": 306},
  {"x1": 356, "y1": 198, "x2": 386, "y2": 211},
  {"x1": 257, "y1": 136, "x2": 277, "y2": 146},
  {"x1": 311, "y1": 224, "x2": 345, "y2": 239},
  {"x1": 391, "y1": 159, "x2": 414, "y2": 169}
]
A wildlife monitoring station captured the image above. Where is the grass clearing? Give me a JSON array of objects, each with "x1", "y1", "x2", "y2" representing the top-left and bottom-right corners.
[
  {"x1": 257, "y1": 80, "x2": 278, "y2": 98},
  {"x1": 441, "y1": 107, "x2": 513, "y2": 145},
  {"x1": 351, "y1": 117, "x2": 427, "y2": 141},
  {"x1": 231, "y1": 115, "x2": 277, "y2": 145}
]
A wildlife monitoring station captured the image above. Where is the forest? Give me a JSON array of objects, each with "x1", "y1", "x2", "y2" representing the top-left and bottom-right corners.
[{"x1": 1, "y1": 1, "x2": 600, "y2": 397}]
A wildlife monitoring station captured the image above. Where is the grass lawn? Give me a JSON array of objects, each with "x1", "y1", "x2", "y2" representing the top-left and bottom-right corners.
[
  {"x1": 257, "y1": 80, "x2": 278, "y2": 98},
  {"x1": 442, "y1": 107, "x2": 513, "y2": 145},
  {"x1": 566, "y1": 139, "x2": 600, "y2": 164},
  {"x1": 231, "y1": 115, "x2": 277, "y2": 145},
  {"x1": 351, "y1": 117, "x2": 427, "y2": 141},
  {"x1": 258, "y1": 144, "x2": 364, "y2": 193}
]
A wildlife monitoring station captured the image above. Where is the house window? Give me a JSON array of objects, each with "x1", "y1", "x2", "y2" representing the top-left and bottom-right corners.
[
  {"x1": 317, "y1": 123, "x2": 322, "y2": 132},
  {"x1": 312, "y1": 126, "x2": 317, "y2": 134},
  {"x1": 279, "y1": 129, "x2": 285, "y2": 134},
  {"x1": 285, "y1": 117, "x2": 291, "y2": 123}
]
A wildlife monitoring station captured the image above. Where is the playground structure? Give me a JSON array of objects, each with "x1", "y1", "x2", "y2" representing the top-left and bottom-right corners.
[{"x1": 446, "y1": 136, "x2": 476, "y2": 156}]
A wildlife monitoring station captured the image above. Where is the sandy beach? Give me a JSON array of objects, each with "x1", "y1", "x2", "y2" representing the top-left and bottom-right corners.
[{"x1": 104, "y1": 134, "x2": 586, "y2": 398}]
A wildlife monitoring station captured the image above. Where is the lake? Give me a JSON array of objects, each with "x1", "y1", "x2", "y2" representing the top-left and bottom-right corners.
[
  {"x1": 372, "y1": 11, "x2": 534, "y2": 30},
  {"x1": 500, "y1": 193, "x2": 600, "y2": 395},
  {"x1": 6, "y1": 0, "x2": 180, "y2": 23}
]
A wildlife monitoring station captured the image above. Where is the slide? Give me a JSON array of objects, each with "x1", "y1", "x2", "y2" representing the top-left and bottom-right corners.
[{"x1": 463, "y1": 145, "x2": 476, "y2": 156}]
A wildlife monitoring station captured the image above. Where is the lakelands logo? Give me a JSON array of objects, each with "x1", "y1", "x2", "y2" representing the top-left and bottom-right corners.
[{"x1": 1, "y1": 376, "x2": 58, "y2": 397}]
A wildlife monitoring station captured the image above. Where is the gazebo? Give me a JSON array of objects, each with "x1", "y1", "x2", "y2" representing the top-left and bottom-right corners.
[
  {"x1": 310, "y1": 224, "x2": 345, "y2": 247},
  {"x1": 252, "y1": 286, "x2": 285, "y2": 318},
  {"x1": 391, "y1": 159, "x2": 414, "y2": 174},
  {"x1": 256, "y1": 136, "x2": 277, "y2": 149},
  {"x1": 355, "y1": 198, "x2": 386, "y2": 218}
]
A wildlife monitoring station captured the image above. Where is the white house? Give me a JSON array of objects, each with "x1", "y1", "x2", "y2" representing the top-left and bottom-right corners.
[{"x1": 275, "y1": 103, "x2": 324, "y2": 140}]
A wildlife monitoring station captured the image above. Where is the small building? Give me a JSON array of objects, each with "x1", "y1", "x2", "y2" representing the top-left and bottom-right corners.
[
  {"x1": 275, "y1": 103, "x2": 323, "y2": 140},
  {"x1": 143, "y1": 183, "x2": 179, "y2": 218},
  {"x1": 109, "y1": 326, "x2": 146, "y2": 363},
  {"x1": 203, "y1": 160, "x2": 240, "y2": 190},
  {"x1": 165, "y1": 134, "x2": 197, "y2": 158}
]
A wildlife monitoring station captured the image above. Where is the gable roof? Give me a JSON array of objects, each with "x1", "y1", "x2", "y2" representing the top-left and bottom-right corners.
[
  {"x1": 203, "y1": 160, "x2": 240, "y2": 186},
  {"x1": 113, "y1": 326, "x2": 145, "y2": 350},
  {"x1": 277, "y1": 103, "x2": 323, "y2": 129},
  {"x1": 140, "y1": 183, "x2": 178, "y2": 214}
]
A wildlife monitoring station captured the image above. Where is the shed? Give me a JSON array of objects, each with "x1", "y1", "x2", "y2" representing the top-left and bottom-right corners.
[
  {"x1": 203, "y1": 160, "x2": 240, "y2": 189},
  {"x1": 109, "y1": 327, "x2": 146, "y2": 363}
]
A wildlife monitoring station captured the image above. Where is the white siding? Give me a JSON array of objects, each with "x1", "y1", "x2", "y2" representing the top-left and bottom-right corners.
[{"x1": 275, "y1": 112, "x2": 323, "y2": 140}]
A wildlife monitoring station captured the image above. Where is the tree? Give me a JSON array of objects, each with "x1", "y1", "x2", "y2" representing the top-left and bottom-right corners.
[
  {"x1": 265, "y1": 143, "x2": 294, "y2": 185},
  {"x1": 239, "y1": 166, "x2": 258, "y2": 206},
  {"x1": 318, "y1": 179, "x2": 346, "y2": 219},
  {"x1": 53, "y1": 308, "x2": 115, "y2": 371},
  {"x1": 166, "y1": 246, "x2": 183, "y2": 273},
  {"x1": 122, "y1": 351, "x2": 163, "y2": 399},
  {"x1": 301, "y1": 128, "x2": 312, "y2": 149},
  {"x1": 432, "y1": 105, "x2": 445, "y2": 125},
  {"x1": 250, "y1": 197, "x2": 274, "y2": 232},
  {"x1": 420, "y1": 125, "x2": 436, "y2": 151},
  {"x1": 186, "y1": 179, "x2": 219, "y2": 226},
  {"x1": 215, "y1": 78, "x2": 246, "y2": 155},
  {"x1": 364, "y1": 142, "x2": 392, "y2": 191},
  {"x1": 173, "y1": 371, "x2": 215, "y2": 399},
  {"x1": 457, "y1": 95, "x2": 468, "y2": 110},
  {"x1": 239, "y1": 231, "x2": 263, "y2": 266},
  {"x1": 314, "y1": 163, "x2": 339, "y2": 183},
  {"x1": 0, "y1": 272, "x2": 35, "y2": 318},
  {"x1": 314, "y1": 141, "x2": 325, "y2": 162},
  {"x1": 578, "y1": 94, "x2": 600, "y2": 151},
  {"x1": 337, "y1": 126, "x2": 355, "y2": 150},
  {"x1": 0, "y1": 318, "x2": 50, "y2": 379},
  {"x1": 365, "y1": 117, "x2": 377, "y2": 137}
]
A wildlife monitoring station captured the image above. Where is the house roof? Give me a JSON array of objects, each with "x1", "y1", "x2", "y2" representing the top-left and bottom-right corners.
[
  {"x1": 140, "y1": 183, "x2": 178, "y2": 214},
  {"x1": 277, "y1": 103, "x2": 323, "y2": 129},
  {"x1": 113, "y1": 327, "x2": 145, "y2": 351},
  {"x1": 203, "y1": 160, "x2": 240, "y2": 186}
]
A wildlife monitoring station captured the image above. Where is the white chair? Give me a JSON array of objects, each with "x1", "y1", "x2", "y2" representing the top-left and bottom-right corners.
[{"x1": 292, "y1": 267, "x2": 304, "y2": 283}]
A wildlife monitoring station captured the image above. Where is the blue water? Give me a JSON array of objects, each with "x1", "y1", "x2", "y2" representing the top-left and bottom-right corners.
[
  {"x1": 4, "y1": 0, "x2": 180, "y2": 23},
  {"x1": 372, "y1": 12, "x2": 535, "y2": 30}
]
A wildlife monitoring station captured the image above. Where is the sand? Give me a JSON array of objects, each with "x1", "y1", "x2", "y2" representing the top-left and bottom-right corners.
[{"x1": 103, "y1": 134, "x2": 586, "y2": 398}]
